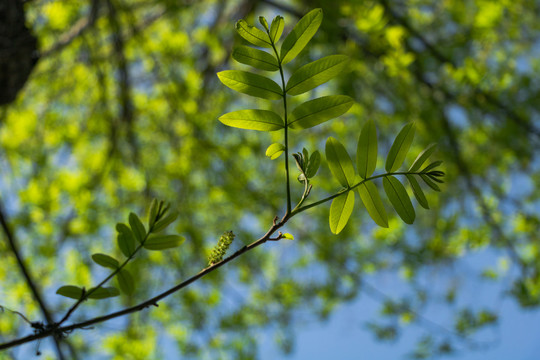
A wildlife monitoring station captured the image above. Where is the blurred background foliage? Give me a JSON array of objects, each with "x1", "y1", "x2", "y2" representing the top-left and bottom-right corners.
[{"x1": 0, "y1": 0, "x2": 539, "y2": 359}]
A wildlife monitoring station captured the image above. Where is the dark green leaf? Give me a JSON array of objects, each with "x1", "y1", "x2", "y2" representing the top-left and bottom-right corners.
[
  {"x1": 269, "y1": 15, "x2": 284, "y2": 43},
  {"x1": 129, "y1": 212, "x2": 146, "y2": 243},
  {"x1": 232, "y1": 46, "x2": 279, "y2": 72},
  {"x1": 329, "y1": 190, "x2": 355, "y2": 234},
  {"x1": 116, "y1": 223, "x2": 136, "y2": 257},
  {"x1": 385, "y1": 123, "x2": 415, "y2": 172},
  {"x1": 357, "y1": 120, "x2": 378, "y2": 179},
  {"x1": 266, "y1": 143, "x2": 286, "y2": 159},
  {"x1": 91, "y1": 253, "x2": 119, "y2": 269},
  {"x1": 357, "y1": 181, "x2": 388, "y2": 228},
  {"x1": 325, "y1": 137, "x2": 356, "y2": 188},
  {"x1": 289, "y1": 95, "x2": 354, "y2": 129},
  {"x1": 422, "y1": 160, "x2": 443, "y2": 172},
  {"x1": 148, "y1": 199, "x2": 159, "y2": 228},
  {"x1": 217, "y1": 70, "x2": 282, "y2": 100},
  {"x1": 280, "y1": 8, "x2": 323, "y2": 64},
  {"x1": 409, "y1": 143, "x2": 437, "y2": 172},
  {"x1": 305, "y1": 150, "x2": 321, "y2": 178},
  {"x1": 427, "y1": 173, "x2": 444, "y2": 183},
  {"x1": 87, "y1": 287, "x2": 120, "y2": 299},
  {"x1": 420, "y1": 174, "x2": 441, "y2": 191},
  {"x1": 56, "y1": 285, "x2": 83, "y2": 300},
  {"x1": 383, "y1": 176, "x2": 415, "y2": 224},
  {"x1": 235, "y1": 19, "x2": 272, "y2": 48},
  {"x1": 152, "y1": 211, "x2": 178, "y2": 233},
  {"x1": 286, "y1": 55, "x2": 349, "y2": 95},
  {"x1": 117, "y1": 269, "x2": 135, "y2": 295},
  {"x1": 219, "y1": 110, "x2": 284, "y2": 131},
  {"x1": 406, "y1": 174, "x2": 429, "y2": 209},
  {"x1": 144, "y1": 235, "x2": 185, "y2": 250}
]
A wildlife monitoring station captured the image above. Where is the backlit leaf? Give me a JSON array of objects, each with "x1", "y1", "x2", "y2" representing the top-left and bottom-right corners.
[
  {"x1": 282, "y1": 233, "x2": 294, "y2": 240},
  {"x1": 280, "y1": 8, "x2": 323, "y2": 65},
  {"x1": 422, "y1": 160, "x2": 443, "y2": 172},
  {"x1": 232, "y1": 46, "x2": 279, "y2": 71},
  {"x1": 217, "y1": 70, "x2": 282, "y2": 100},
  {"x1": 409, "y1": 143, "x2": 437, "y2": 172},
  {"x1": 117, "y1": 269, "x2": 135, "y2": 295},
  {"x1": 357, "y1": 181, "x2": 388, "y2": 228},
  {"x1": 357, "y1": 120, "x2": 378, "y2": 179},
  {"x1": 56, "y1": 285, "x2": 83, "y2": 300},
  {"x1": 144, "y1": 235, "x2": 185, "y2": 250},
  {"x1": 383, "y1": 176, "x2": 415, "y2": 224},
  {"x1": 269, "y1": 15, "x2": 284, "y2": 43},
  {"x1": 235, "y1": 19, "x2": 272, "y2": 48},
  {"x1": 325, "y1": 137, "x2": 356, "y2": 187},
  {"x1": 259, "y1": 16, "x2": 269, "y2": 31},
  {"x1": 219, "y1": 110, "x2": 284, "y2": 131},
  {"x1": 152, "y1": 211, "x2": 179, "y2": 233},
  {"x1": 329, "y1": 190, "x2": 355, "y2": 234},
  {"x1": 305, "y1": 150, "x2": 321, "y2": 178},
  {"x1": 266, "y1": 143, "x2": 286, "y2": 159},
  {"x1": 420, "y1": 174, "x2": 441, "y2": 191},
  {"x1": 406, "y1": 174, "x2": 429, "y2": 209},
  {"x1": 91, "y1": 253, "x2": 119, "y2": 269},
  {"x1": 286, "y1": 55, "x2": 349, "y2": 96},
  {"x1": 386, "y1": 123, "x2": 415, "y2": 172},
  {"x1": 87, "y1": 287, "x2": 120, "y2": 299},
  {"x1": 289, "y1": 95, "x2": 353, "y2": 129}
]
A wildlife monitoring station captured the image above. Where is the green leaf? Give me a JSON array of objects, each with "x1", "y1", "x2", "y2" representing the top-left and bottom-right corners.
[
  {"x1": 282, "y1": 233, "x2": 294, "y2": 240},
  {"x1": 87, "y1": 287, "x2": 120, "y2": 299},
  {"x1": 286, "y1": 55, "x2": 349, "y2": 96},
  {"x1": 232, "y1": 46, "x2": 279, "y2": 72},
  {"x1": 56, "y1": 285, "x2": 83, "y2": 300},
  {"x1": 383, "y1": 176, "x2": 415, "y2": 224},
  {"x1": 305, "y1": 150, "x2": 321, "y2": 178},
  {"x1": 357, "y1": 120, "x2": 378, "y2": 179},
  {"x1": 117, "y1": 269, "x2": 135, "y2": 295},
  {"x1": 357, "y1": 181, "x2": 388, "y2": 228},
  {"x1": 420, "y1": 174, "x2": 441, "y2": 192},
  {"x1": 259, "y1": 16, "x2": 269, "y2": 31},
  {"x1": 289, "y1": 95, "x2": 354, "y2": 129},
  {"x1": 269, "y1": 15, "x2": 284, "y2": 43},
  {"x1": 152, "y1": 211, "x2": 178, "y2": 233},
  {"x1": 266, "y1": 143, "x2": 286, "y2": 159},
  {"x1": 329, "y1": 190, "x2": 355, "y2": 234},
  {"x1": 385, "y1": 123, "x2": 416, "y2": 172},
  {"x1": 129, "y1": 212, "x2": 146, "y2": 243},
  {"x1": 235, "y1": 19, "x2": 272, "y2": 48},
  {"x1": 217, "y1": 70, "x2": 282, "y2": 100},
  {"x1": 325, "y1": 137, "x2": 356, "y2": 188},
  {"x1": 116, "y1": 223, "x2": 136, "y2": 257},
  {"x1": 91, "y1": 253, "x2": 119, "y2": 269},
  {"x1": 406, "y1": 174, "x2": 429, "y2": 209},
  {"x1": 422, "y1": 160, "x2": 443, "y2": 172},
  {"x1": 280, "y1": 8, "x2": 323, "y2": 65},
  {"x1": 219, "y1": 110, "x2": 284, "y2": 131},
  {"x1": 409, "y1": 143, "x2": 437, "y2": 172},
  {"x1": 144, "y1": 235, "x2": 185, "y2": 250},
  {"x1": 148, "y1": 199, "x2": 159, "y2": 228}
]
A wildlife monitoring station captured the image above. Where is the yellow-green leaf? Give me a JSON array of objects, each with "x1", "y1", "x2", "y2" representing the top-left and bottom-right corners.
[
  {"x1": 357, "y1": 120, "x2": 378, "y2": 179},
  {"x1": 289, "y1": 95, "x2": 354, "y2": 129},
  {"x1": 219, "y1": 110, "x2": 284, "y2": 131},
  {"x1": 235, "y1": 19, "x2": 272, "y2": 48},
  {"x1": 280, "y1": 8, "x2": 323, "y2": 65},
  {"x1": 329, "y1": 190, "x2": 355, "y2": 234},
  {"x1": 266, "y1": 143, "x2": 286, "y2": 159},
  {"x1": 232, "y1": 46, "x2": 279, "y2": 72},
  {"x1": 217, "y1": 70, "x2": 282, "y2": 100},
  {"x1": 269, "y1": 15, "x2": 284, "y2": 43},
  {"x1": 144, "y1": 235, "x2": 185, "y2": 250},
  {"x1": 409, "y1": 143, "x2": 437, "y2": 172},
  {"x1": 357, "y1": 181, "x2": 388, "y2": 228},
  {"x1": 383, "y1": 176, "x2": 415, "y2": 224},
  {"x1": 286, "y1": 55, "x2": 349, "y2": 96}
]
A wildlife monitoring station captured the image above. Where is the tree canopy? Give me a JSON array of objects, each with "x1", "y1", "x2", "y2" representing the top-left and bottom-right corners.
[{"x1": 0, "y1": 0, "x2": 539, "y2": 359}]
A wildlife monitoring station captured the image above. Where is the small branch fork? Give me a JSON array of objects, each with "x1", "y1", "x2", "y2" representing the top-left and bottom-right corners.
[{"x1": 0, "y1": 171, "x2": 425, "y2": 351}]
